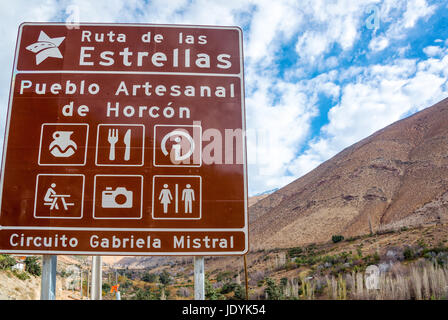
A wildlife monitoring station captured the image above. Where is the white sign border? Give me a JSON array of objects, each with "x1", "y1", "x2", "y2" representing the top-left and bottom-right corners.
[{"x1": 0, "y1": 22, "x2": 249, "y2": 256}]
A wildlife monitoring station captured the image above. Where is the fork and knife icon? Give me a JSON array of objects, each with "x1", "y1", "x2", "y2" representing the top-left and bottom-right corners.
[{"x1": 108, "y1": 128, "x2": 131, "y2": 161}]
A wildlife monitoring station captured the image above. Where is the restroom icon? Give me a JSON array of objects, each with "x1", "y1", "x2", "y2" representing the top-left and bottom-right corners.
[{"x1": 152, "y1": 175, "x2": 202, "y2": 220}]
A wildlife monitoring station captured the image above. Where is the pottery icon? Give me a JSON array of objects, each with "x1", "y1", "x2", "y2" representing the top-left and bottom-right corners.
[{"x1": 49, "y1": 131, "x2": 77, "y2": 157}]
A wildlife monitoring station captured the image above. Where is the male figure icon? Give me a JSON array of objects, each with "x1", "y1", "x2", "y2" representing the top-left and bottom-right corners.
[{"x1": 182, "y1": 184, "x2": 195, "y2": 213}]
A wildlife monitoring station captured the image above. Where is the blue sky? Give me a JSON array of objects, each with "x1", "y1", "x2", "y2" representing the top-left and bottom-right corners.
[{"x1": 0, "y1": 0, "x2": 448, "y2": 196}]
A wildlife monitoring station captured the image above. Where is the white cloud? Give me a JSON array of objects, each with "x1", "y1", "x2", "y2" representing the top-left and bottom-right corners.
[
  {"x1": 244, "y1": 0, "x2": 302, "y2": 65},
  {"x1": 324, "y1": 56, "x2": 339, "y2": 69},
  {"x1": 377, "y1": 0, "x2": 437, "y2": 41},
  {"x1": 245, "y1": 75, "x2": 317, "y2": 182},
  {"x1": 63, "y1": 0, "x2": 145, "y2": 22},
  {"x1": 288, "y1": 54, "x2": 448, "y2": 178},
  {"x1": 423, "y1": 45, "x2": 444, "y2": 57},
  {"x1": 402, "y1": 0, "x2": 436, "y2": 28},
  {"x1": 397, "y1": 44, "x2": 411, "y2": 57},
  {"x1": 245, "y1": 69, "x2": 344, "y2": 194},
  {"x1": 295, "y1": 0, "x2": 371, "y2": 64},
  {"x1": 369, "y1": 36, "x2": 389, "y2": 52}
]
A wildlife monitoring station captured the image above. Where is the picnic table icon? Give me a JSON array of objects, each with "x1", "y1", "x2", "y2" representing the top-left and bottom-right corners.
[{"x1": 43, "y1": 183, "x2": 74, "y2": 210}]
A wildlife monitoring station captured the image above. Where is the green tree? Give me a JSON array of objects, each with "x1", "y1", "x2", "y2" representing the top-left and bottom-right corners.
[
  {"x1": 102, "y1": 282, "x2": 111, "y2": 292},
  {"x1": 403, "y1": 247, "x2": 414, "y2": 260},
  {"x1": 25, "y1": 256, "x2": 41, "y2": 276},
  {"x1": 142, "y1": 272, "x2": 158, "y2": 283},
  {"x1": 158, "y1": 270, "x2": 172, "y2": 285},
  {"x1": 332, "y1": 235, "x2": 344, "y2": 243},
  {"x1": 280, "y1": 277, "x2": 288, "y2": 288},
  {"x1": 264, "y1": 278, "x2": 282, "y2": 300},
  {"x1": 133, "y1": 287, "x2": 155, "y2": 300},
  {"x1": 0, "y1": 254, "x2": 16, "y2": 270},
  {"x1": 205, "y1": 279, "x2": 223, "y2": 300},
  {"x1": 232, "y1": 283, "x2": 245, "y2": 300},
  {"x1": 220, "y1": 282, "x2": 238, "y2": 294}
]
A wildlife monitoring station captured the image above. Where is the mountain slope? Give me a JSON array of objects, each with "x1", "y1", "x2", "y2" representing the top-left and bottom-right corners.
[{"x1": 250, "y1": 97, "x2": 448, "y2": 249}]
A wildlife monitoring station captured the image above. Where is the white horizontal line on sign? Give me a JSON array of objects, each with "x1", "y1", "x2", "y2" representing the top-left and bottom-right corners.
[
  {"x1": 19, "y1": 22, "x2": 243, "y2": 31},
  {"x1": 0, "y1": 225, "x2": 247, "y2": 232},
  {"x1": 14, "y1": 70, "x2": 243, "y2": 77},
  {"x1": 0, "y1": 249, "x2": 248, "y2": 256}
]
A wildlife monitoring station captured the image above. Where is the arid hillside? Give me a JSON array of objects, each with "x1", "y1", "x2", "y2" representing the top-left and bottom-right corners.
[{"x1": 250, "y1": 97, "x2": 448, "y2": 249}]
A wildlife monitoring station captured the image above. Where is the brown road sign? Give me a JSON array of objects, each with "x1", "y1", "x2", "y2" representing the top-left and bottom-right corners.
[{"x1": 0, "y1": 23, "x2": 248, "y2": 255}]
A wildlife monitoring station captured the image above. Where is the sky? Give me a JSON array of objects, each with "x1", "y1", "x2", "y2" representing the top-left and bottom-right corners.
[{"x1": 0, "y1": 0, "x2": 448, "y2": 196}]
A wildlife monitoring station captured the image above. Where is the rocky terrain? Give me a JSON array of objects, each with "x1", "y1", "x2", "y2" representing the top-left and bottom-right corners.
[{"x1": 0, "y1": 255, "x2": 85, "y2": 300}]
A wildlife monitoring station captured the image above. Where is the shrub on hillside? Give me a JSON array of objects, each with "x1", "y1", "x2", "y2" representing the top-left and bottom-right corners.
[
  {"x1": 102, "y1": 282, "x2": 111, "y2": 292},
  {"x1": 133, "y1": 287, "x2": 155, "y2": 300},
  {"x1": 0, "y1": 254, "x2": 16, "y2": 270},
  {"x1": 220, "y1": 282, "x2": 239, "y2": 294},
  {"x1": 158, "y1": 270, "x2": 172, "y2": 285},
  {"x1": 332, "y1": 235, "x2": 344, "y2": 243},
  {"x1": 205, "y1": 279, "x2": 224, "y2": 300},
  {"x1": 12, "y1": 270, "x2": 30, "y2": 280},
  {"x1": 176, "y1": 287, "x2": 191, "y2": 298},
  {"x1": 25, "y1": 256, "x2": 41, "y2": 276},
  {"x1": 232, "y1": 284, "x2": 246, "y2": 300},
  {"x1": 287, "y1": 247, "x2": 303, "y2": 258},
  {"x1": 264, "y1": 277, "x2": 283, "y2": 300},
  {"x1": 141, "y1": 272, "x2": 158, "y2": 283},
  {"x1": 403, "y1": 247, "x2": 414, "y2": 261}
]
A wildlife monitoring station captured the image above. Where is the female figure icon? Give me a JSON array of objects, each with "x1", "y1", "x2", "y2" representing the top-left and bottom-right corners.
[{"x1": 158, "y1": 184, "x2": 173, "y2": 213}]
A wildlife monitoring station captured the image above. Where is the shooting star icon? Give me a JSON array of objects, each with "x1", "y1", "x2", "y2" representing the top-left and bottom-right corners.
[{"x1": 26, "y1": 31, "x2": 65, "y2": 65}]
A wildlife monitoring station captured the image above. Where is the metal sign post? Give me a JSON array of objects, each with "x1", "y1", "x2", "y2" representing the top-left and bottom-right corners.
[
  {"x1": 115, "y1": 268, "x2": 121, "y2": 300},
  {"x1": 244, "y1": 255, "x2": 249, "y2": 300},
  {"x1": 80, "y1": 268, "x2": 83, "y2": 299},
  {"x1": 40, "y1": 255, "x2": 57, "y2": 300},
  {"x1": 91, "y1": 255, "x2": 102, "y2": 300},
  {"x1": 86, "y1": 268, "x2": 90, "y2": 298},
  {"x1": 194, "y1": 256, "x2": 205, "y2": 300}
]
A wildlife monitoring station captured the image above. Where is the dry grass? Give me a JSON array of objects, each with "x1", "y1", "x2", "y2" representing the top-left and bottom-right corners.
[
  {"x1": 324, "y1": 261, "x2": 448, "y2": 300},
  {"x1": 276, "y1": 260, "x2": 448, "y2": 300}
]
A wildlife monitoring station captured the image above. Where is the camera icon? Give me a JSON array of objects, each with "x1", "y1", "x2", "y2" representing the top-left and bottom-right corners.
[
  {"x1": 93, "y1": 175, "x2": 142, "y2": 220},
  {"x1": 101, "y1": 187, "x2": 133, "y2": 208}
]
